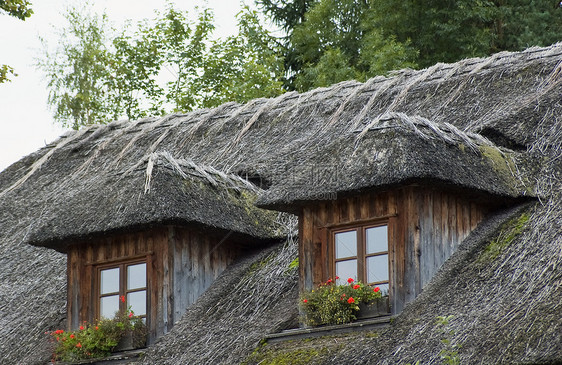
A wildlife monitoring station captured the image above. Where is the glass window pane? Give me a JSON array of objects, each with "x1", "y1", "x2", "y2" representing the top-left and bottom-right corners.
[
  {"x1": 127, "y1": 290, "x2": 146, "y2": 316},
  {"x1": 100, "y1": 295, "x2": 119, "y2": 319},
  {"x1": 335, "y1": 259, "x2": 357, "y2": 285},
  {"x1": 335, "y1": 230, "x2": 357, "y2": 259},
  {"x1": 373, "y1": 283, "x2": 389, "y2": 296},
  {"x1": 366, "y1": 226, "x2": 388, "y2": 254},
  {"x1": 366, "y1": 254, "x2": 389, "y2": 284},
  {"x1": 127, "y1": 263, "x2": 146, "y2": 290},
  {"x1": 101, "y1": 268, "x2": 119, "y2": 294}
]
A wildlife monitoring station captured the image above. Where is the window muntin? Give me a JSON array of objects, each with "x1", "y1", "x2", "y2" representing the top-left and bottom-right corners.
[
  {"x1": 332, "y1": 223, "x2": 389, "y2": 292},
  {"x1": 98, "y1": 261, "x2": 147, "y2": 320}
]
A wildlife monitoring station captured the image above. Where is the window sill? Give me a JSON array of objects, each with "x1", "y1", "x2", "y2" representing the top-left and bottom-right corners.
[{"x1": 264, "y1": 315, "x2": 391, "y2": 344}]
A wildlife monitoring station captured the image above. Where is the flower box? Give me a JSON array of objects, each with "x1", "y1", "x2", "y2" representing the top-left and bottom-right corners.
[{"x1": 357, "y1": 296, "x2": 389, "y2": 319}]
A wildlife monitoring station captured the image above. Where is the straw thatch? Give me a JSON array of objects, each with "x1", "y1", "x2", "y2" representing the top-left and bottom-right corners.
[{"x1": 0, "y1": 43, "x2": 561, "y2": 364}]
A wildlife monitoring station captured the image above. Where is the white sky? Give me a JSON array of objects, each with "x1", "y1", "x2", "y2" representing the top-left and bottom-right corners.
[{"x1": 0, "y1": 0, "x2": 248, "y2": 172}]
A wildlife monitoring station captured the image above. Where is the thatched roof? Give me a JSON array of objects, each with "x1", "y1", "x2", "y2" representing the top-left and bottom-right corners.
[
  {"x1": 3, "y1": 44, "x2": 559, "y2": 247},
  {"x1": 0, "y1": 43, "x2": 561, "y2": 363}
]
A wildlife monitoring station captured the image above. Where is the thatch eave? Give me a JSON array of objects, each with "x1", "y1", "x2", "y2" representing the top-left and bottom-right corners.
[
  {"x1": 21, "y1": 159, "x2": 284, "y2": 252},
  {"x1": 257, "y1": 114, "x2": 532, "y2": 209}
]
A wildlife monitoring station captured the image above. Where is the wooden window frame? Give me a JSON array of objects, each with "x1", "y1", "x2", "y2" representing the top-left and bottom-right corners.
[
  {"x1": 95, "y1": 258, "x2": 148, "y2": 321},
  {"x1": 329, "y1": 220, "x2": 389, "y2": 289}
]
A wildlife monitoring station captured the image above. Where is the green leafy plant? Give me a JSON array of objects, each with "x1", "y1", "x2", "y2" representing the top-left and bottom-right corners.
[
  {"x1": 46, "y1": 305, "x2": 147, "y2": 362},
  {"x1": 436, "y1": 315, "x2": 461, "y2": 365},
  {"x1": 300, "y1": 277, "x2": 382, "y2": 326}
]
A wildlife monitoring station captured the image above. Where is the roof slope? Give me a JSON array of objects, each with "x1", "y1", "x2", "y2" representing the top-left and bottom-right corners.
[{"x1": 132, "y1": 238, "x2": 299, "y2": 365}]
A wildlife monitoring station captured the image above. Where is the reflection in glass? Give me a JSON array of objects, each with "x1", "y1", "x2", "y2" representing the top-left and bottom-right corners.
[
  {"x1": 335, "y1": 230, "x2": 357, "y2": 259},
  {"x1": 336, "y1": 259, "x2": 357, "y2": 285},
  {"x1": 127, "y1": 290, "x2": 146, "y2": 316},
  {"x1": 374, "y1": 283, "x2": 389, "y2": 296},
  {"x1": 127, "y1": 263, "x2": 146, "y2": 290},
  {"x1": 101, "y1": 268, "x2": 119, "y2": 294},
  {"x1": 100, "y1": 295, "x2": 119, "y2": 319},
  {"x1": 366, "y1": 254, "x2": 389, "y2": 284},
  {"x1": 366, "y1": 226, "x2": 388, "y2": 254}
]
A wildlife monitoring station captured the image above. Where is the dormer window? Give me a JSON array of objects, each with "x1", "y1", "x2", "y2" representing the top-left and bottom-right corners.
[
  {"x1": 332, "y1": 223, "x2": 389, "y2": 294},
  {"x1": 299, "y1": 187, "x2": 491, "y2": 316}
]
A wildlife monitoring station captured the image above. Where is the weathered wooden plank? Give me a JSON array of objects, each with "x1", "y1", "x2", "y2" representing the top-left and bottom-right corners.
[
  {"x1": 360, "y1": 194, "x2": 370, "y2": 220},
  {"x1": 316, "y1": 203, "x2": 329, "y2": 281},
  {"x1": 405, "y1": 187, "x2": 420, "y2": 302},
  {"x1": 388, "y1": 190, "x2": 397, "y2": 216},
  {"x1": 448, "y1": 195, "x2": 457, "y2": 257},
  {"x1": 302, "y1": 207, "x2": 314, "y2": 290},
  {"x1": 419, "y1": 189, "x2": 434, "y2": 289},
  {"x1": 462, "y1": 199, "x2": 470, "y2": 240},
  {"x1": 392, "y1": 188, "x2": 407, "y2": 314},
  {"x1": 440, "y1": 192, "x2": 449, "y2": 264}
]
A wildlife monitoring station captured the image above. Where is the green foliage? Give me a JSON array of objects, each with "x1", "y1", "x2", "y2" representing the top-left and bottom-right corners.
[
  {"x1": 0, "y1": 0, "x2": 32, "y2": 20},
  {"x1": 290, "y1": 0, "x2": 417, "y2": 91},
  {"x1": 288, "y1": 257, "x2": 299, "y2": 270},
  {"x1": 481, "y1": 212, "x2": 529, "y2": 261},
  {"x1": 260, "y1": 0, "x2": 562, "y2": 91},
  {"x1": 370, "y1": 0, "x2": 497, "y2": 68},
  {"x1": 197, "y1": 6, "x2": 285, "y2": 109},
  {"x1": 0, "y1": 64, "x2": 16, "y2": 84},
  {"x1": 37, "y1": 3, "x2": 285, "y2": 129},
  {"x1": 255, "y1": 0, "x2": 316, "y2": 89},
  {"x1": 255, "y1": 0, "x2": 313, "y2": 32},
  {"x1": 435, "y1": 315, "x2": 461, "y2": 365},
  {"x1": 1, "y1": 0, "x2": 32, "y2": 84},
  {"x1": 300, "y1": 278, "x2": 382, "y2": 326},
  {"x1": 47, "y1": 309, "x2": 147, "y2": 362},
  {"x1": 36, "y1": 5, "x2": 117, "y2": 129}
]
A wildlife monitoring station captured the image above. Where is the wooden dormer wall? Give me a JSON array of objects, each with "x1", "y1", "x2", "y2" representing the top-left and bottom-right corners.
[
  {"x1": 67, "y1": 226, "x2": 239, "y2": 343},
  {"x1": 298, "y1": 185, "x2": 491, "y2": 315}
]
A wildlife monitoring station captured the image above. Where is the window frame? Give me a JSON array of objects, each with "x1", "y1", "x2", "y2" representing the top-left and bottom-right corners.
[
  {"x1": 95, "y1": 258, "x2": 148, "y2": 321},
  {"x1": 329, "y1": 220, "x2": 390, "y2": 290}
]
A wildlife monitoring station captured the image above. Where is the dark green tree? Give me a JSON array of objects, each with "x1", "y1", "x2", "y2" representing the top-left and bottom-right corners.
[
  {"x1": 260, "y1": 0, "x2": 562, "y2": 91},
  {"x1": 290, "y1": 0, "x2": 417, "y2": 91},
  {"x1": 370, "y1": 0, "x2": 562, "y2": 68},
  {"x1": 255, "y1": 0, "x2": 316, "y2": 89}
]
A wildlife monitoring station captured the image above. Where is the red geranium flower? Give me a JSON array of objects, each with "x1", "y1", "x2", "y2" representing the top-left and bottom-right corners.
[
  {"x1": 353, "y1": 284, "x2": 360, "y2": 289},
  {"x1": 326, "y1": 279, "x2": 333, "y2": 284},
  {"x1": 347, "y1": 297, "x2": 355, "y2": 304},
  {"x1": 69, "y1": 334, "x2": 75, "y2": 339},
  {"x1": 347, "y1": 278, "x2": 354, "y2": 283},
  {"x1": 374, "y1": 287, "x2": 380, "y2": 293},
  {"x1": 335, "y1": 276, "x2": 339, "y2": 279},
  {"x1": 120, "y1": 295, "x2": 126, "y2": 303},
  {"x1": 79, "y1": 325, "x2": 84, "y2": 330},
  {"x1": 128, "y1": 311, "x2": 134, "y2": 318},
  {"x1": 303, "y1": 299, "x2": 308, "y2": 303},
  {"x1": 95, "y1": 326, "x2": 99, "y2": 330},
  {"x1": 76, "y1": 343, "x2": 82, "y2": 348}
]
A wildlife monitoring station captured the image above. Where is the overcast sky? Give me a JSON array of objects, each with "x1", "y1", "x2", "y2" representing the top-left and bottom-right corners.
[{"x1": 0, "y1": 0, "x2": 248, "y2": 172}]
